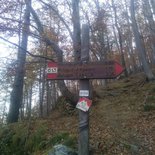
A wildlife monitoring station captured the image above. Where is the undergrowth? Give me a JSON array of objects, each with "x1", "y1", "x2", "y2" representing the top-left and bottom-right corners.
[
  {"x1": 143, "y1": 86, "x2": 155, "y2": 112},
  {"x1": 0, "y1": 123, "x2": 77, "y2": 155}
]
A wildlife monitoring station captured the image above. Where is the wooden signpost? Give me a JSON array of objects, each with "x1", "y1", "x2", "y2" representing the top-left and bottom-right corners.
[
  {"x1": 47, "y1": 61, "x2": 124, "y2": 80},
  {"x1": 46, "y1": 24, "x2": 124, "y2": 155}
]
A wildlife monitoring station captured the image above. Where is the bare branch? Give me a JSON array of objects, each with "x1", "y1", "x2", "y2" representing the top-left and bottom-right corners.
[
  {"x1": 39, "y1": 0, "x2": 73, "y2": 40},
  {"x1": 0, "y1": 16, "x2": 22, "y2": 24},
  {"x1": 0, "y1": 36, "x2": 55, "y2": 62},
  {"x1": 28, "y1": 3, "x2": 63, "y2": 62}
]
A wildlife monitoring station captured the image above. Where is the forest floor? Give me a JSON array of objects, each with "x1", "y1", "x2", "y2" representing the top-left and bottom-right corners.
[
  {"x1": 1, "y1": 72, "x2": 155, "y2": 155},
  {"x1": 44, "y1": 73, "x2": 155, "y2": 155}
]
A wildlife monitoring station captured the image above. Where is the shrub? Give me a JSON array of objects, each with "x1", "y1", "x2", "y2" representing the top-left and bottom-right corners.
[{"x1": 0, "y1": 123, "x2": 47, "y2": 155}]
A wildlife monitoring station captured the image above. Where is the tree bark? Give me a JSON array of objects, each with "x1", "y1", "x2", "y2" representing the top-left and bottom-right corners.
[
  {"x1": 39, "y1": 67, "x2": 44, "y2": 117},
  {"x1": 143, "y1": 0, "x2": 155, "y2": 64},
  {"x1": 150, "y1": 0, "x2": 155, "y2": 15},
  {"x1": 28, "y1": 83, "x2": 32, "y2": 119},
  {"x1": 130, "y1": 0, "x2": 154, "y2": 81},
  {"x1": 7, "y1": 0, "x2": 31, "y2": 123},
  {"x1": 111, "y1": 0, "x2": 128, "y2": 77},
  {"x1": 124, "y1": 0, "x2": 137, "y2": 72}
]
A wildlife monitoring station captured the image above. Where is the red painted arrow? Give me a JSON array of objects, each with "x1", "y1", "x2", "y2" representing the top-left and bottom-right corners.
[
  {"x1": 47, "y1": 61, "x2": 124, "y2": 80},
  {"x1": 114, "y1": 61, "x2": 125, "y2": 78}
]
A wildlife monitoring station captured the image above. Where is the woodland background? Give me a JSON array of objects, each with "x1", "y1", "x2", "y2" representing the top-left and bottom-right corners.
[{"x1": 0, "y1": 0, "x2": 155, "y2": 124}]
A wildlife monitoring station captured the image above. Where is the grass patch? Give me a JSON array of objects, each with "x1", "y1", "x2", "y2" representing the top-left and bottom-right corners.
[
  {"x1": 144, "y1": 95, "x2": 155, "y2": 112},
  {"x1": 144, "y1": 104, "x2": 155, "y2": 112},
  {"x1": 0, "y1": 123, "x2": 77, "y2": 155}
]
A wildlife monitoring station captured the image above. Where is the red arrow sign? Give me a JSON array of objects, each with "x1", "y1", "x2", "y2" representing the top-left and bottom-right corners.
[{"x1": 47, "y1": 61, "x2": 124, "y2": 80}]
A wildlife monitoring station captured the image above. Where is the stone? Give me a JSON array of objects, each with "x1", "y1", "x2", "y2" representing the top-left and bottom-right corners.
[{"x1": 48, "y1": 144, "x2": 77, "y2": 155}]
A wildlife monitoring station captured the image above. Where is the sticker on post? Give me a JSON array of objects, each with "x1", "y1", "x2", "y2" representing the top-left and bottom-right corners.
[
  {"x1": 76, "y1": 97, "x2": 92, "y2": 112},
  {"x1": 79, "y1": 90, "x2": 89, "y2": 97}
]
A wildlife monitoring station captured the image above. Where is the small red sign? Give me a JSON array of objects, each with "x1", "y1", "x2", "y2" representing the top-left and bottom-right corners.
[
  {"x1": 76, "y1": 97, "x2": 92, "y2": 112},
  {"x1": 47, "y1": 62, "x2": 58, "y2": 79}
]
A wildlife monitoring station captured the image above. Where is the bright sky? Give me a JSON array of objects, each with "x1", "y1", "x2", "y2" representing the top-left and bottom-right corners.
[
  {"x1": 0, "y1": 36, "x2": 18, "y2": 58},
  {"x1": 0, "y1": 41, "x2": 9, "y2": 57}
]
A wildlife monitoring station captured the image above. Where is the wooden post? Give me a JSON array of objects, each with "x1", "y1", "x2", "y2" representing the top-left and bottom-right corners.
[{"x1": 78, "y1": 24, "x2": 90, "y2": 155}]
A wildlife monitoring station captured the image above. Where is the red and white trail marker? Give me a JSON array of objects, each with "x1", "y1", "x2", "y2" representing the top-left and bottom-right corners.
[{"x1": 76, "y1": 97, "x2": 92, "y2": 112}]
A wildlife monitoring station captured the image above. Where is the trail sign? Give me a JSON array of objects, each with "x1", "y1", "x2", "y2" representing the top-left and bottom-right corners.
[
  {"x1": 47, "y1": 61, "x2": 124, "y2": 80},
  {"x1": 46, "y1": 24, "x2": 125, "y2": 155}
]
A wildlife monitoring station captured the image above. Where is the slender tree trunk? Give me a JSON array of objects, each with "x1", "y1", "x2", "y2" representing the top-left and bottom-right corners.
[
  {"x1": 150, "y1": 0, "x2": 155, "y2": 15},
  {"x1": 94, "y1": 0, "x2": 107, "y2": 86},
  {"x1": 46, "y1": 81, "x2": 50, "y2": 115},
  {"x1": 126, "y1": 40, "x2": 137, "y2": 73},
  {"x1": 130, "y1": 0, "x2": 154, "y2": 81},
  {"x1": 22, "y1": 91, "x2": 26, "y2": 119},
  {"x1": 111, "y1": 0, "x2": 128, "y2": 77},
  {"x1": 7, "y1": 0, "x2": 31, "y2": 123},
  {"x1": 51, "y1": 81, "x2": 57, "y2": 109},
  {"x1": 124, "y1": 0, "x2": 137, "y2": 72},
  {"x1": 25, "y1": 90, "x2": 29, "y2": 118},
  {"x1": 39, "y1": 58, "x2": 46, "y2": 117},
  {"x1": 39, "y1": 68, "x2": 43, "y2": 117},
  {"x1": 28, "y1": 84, "x2": 32, "y2": 119},
  {"x1": 2, "y1": 92, "x2": 7, "y2": 124},
  {"x1": 143, "y1": 0, "x2": 155, "y2": 64}
]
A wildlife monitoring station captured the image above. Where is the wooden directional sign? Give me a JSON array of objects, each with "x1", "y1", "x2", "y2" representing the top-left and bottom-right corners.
[{"x1": 46, "y1": 60, "x2": 124, "y2": 80}]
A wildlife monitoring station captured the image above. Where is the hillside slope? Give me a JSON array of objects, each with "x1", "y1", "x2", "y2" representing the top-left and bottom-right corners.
[
  {"x1": 89, "y1": 74, "x2": 155, "y2": 154},
  {"x1": 42, "y1": 73, "x2": 155, "y2": 154},
  {"x1": 1, "y1": 73, "x2": 155, "y2": 155},
  {"x1": 48, "y1": 73, "x2": 155, "y2": 155}
]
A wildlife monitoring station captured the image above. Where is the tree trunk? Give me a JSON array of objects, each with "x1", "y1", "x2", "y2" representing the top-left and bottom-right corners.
[
  {"x1": 46, "y1": 81, "x2": 50, "y2": 115},
  {"x1": 130, "y1": 0, "x2": 154, "y2": 81},
  {"x1": 150, "y1": 0, "x2": 155, "y2": 15},
  {"x1": 39, "y1": 68, "x2": 43, "y2": 117},
  {"x1": 51, "y1": 81, "x2": 57, "y2": 109},
  {"x1": 7, "y1": 0, "x2": 31, "y2": 123},
  {"x1": 143, "y1": 0, "x2": 155, "y2": 64},
  {"x1": 124, "y1": 0, "x2": 137, "y2": 72},
  {"x1": 28, "y1": 83, "x2": 32, "y2": 119},
  {"x1": 111, "y1": 0, "x2": 128, "y2": 77}
]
